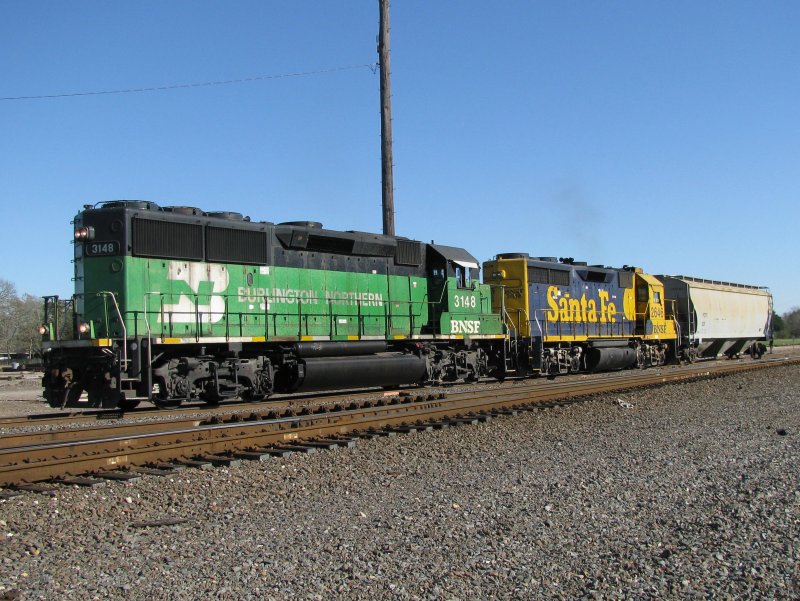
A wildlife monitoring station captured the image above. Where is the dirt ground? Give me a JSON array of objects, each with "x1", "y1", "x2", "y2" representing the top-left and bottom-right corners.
[{"x1": 0, "y1": 373, "x2": 48, "y2": 416}]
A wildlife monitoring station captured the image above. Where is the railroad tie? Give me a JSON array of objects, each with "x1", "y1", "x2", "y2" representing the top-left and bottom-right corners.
[
  {"x1": 175, "y1": 458, "x2": 215, "y2": 470},
  {"x1": 357, "y1": 430, "x2": 397, "y2": 439},
  {"x1": 315, "y1": 437, "x2": 358, "y2": 448},
  {"x1": 232, "y1": 450, "x2": 274, "y2": 462},
  {"x1": 419, "y1": 421, "x2": 449, "y2": 429},
  {"x1": 151, "y1": 462, "x2": 188, "y2": 472},
  {"x1": 301, "y1": 439, "x2": 357, "y2": 450},
  {"x1": 197, "y1": 455, "x2": 242, "y2": 468},
  {"x1": 278, "y1": 444, "x2": 320, "y2": 454},
  {"x1": 131, "y1": 467, "x2": 179, "y2": 477},
  {"x1": 58, "y1": 477, "x2": 108, "y2": 487},
  {"x1": 94, "y1": 471, "x2": 143, "y2": 482},
  {"x1": 384, "y1": 425, "x2": 430, "y2": 434},
  {"x1": 491, "y1": 409, "x2": 519, "y2": 417},
  {"x1": 16, "y1": 481, "x2": 81, "y2": 493}
]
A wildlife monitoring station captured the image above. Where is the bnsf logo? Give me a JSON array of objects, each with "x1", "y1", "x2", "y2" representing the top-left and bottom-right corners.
[{"x1": 450, "y1": 320, "x2": 481, "y2": 334}]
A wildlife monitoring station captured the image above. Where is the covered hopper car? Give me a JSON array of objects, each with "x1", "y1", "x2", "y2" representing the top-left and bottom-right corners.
[{"x1": 658, "y1": 275, "x2": 772, "y2": 361}]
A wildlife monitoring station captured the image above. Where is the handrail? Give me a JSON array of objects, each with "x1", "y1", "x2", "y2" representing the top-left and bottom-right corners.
[
  {"x1": 71, "y1": 284, "x2": 506, "y2": 343},
  {"x1": 534, "y1": 307, "x2": 632, "y2": 340},
  {"x1": 135, "y1": 291, "x2": 439, "y2": 340},
  {"x1": 96, "y1": 291, "x2": 127, "y2": 368},
  {"x1": 142, "y1": 292, "x2": 162, "y2": 378}
]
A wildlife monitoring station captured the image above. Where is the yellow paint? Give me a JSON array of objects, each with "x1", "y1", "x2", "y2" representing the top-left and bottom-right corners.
[
  {"x1": 545, "y1": 285, "x2": 617, "y2": 324},
  {"x1": 483, "y1": 257, "x2": 530, "y2": 336},
  {"x1": 162, "y1": 338, "x2": 182, "y2": 344},
  {"x1": 300, "y1": 336, "x2": 314, "y2": 341},
  {"x1": 251, "y1": 336, "x2": 266, "y2": 342},
  {"x1": 92, "y1": 338, "x2": 112, "y2": 347},
  {"x1": 635, "y1": 272, "x2": 677, "y2": 342},
  {"x1": 347, "y1": 335, "x2": 360, "y2": 340},
  {"x1": 392, "y1": 335, "x2": 406, "y2": 340}
]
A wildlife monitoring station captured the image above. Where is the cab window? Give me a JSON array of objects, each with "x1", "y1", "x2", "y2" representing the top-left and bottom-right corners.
[{"x1": 654, "y1": 291, "x2": 661, "y2": 304}]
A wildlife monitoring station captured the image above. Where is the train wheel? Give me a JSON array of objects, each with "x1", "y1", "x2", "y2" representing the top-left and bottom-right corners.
[
  {"x1": 241, "y1": 391, "x2": 271, "y2": 402},
  {"x1": 200, "y1": 394, "x2": 221, "y2": 407},
  {"x1": 45, "y1": 384, "x2": 82, "y2": 408},
  {"x1": 152, "y1": 396, "x2": 184, "y2": 409},
  {"x1": 118, "y1": 398, "x2": 141, "y2": 411},
  {"x1": 151, "y1": 380, "x2": 184, "y2": 409}
]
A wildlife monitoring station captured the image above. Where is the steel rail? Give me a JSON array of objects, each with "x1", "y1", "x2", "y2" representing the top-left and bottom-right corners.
[
  {"x1": 0, "y1": 357, "x2": 796, "y2": 487},
  {"x1": 3, "y1": 352, "x2": 795, "y2": 431},
  {"x1": 2, "y1": 355, "x2": 791, "y2": 448},
  {"x1": 0, "y1": 385, "x2": 429, "y2": 428}
]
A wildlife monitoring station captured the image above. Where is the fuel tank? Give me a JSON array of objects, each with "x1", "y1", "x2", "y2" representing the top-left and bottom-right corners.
[
  {"x1": 290, "y1": 352, "x2": 427, "y2": 392},
  {"x1": 585, "y1": 347, "x2": 637, "y2": 371},
  {"x1": 291, "y1": 341, "x2": 388, "y2": 357}
]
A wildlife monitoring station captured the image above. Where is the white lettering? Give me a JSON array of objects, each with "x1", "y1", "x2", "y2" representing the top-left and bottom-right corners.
[{"x1": 450, "y1": 320, "x2": 481, "y2": 334}]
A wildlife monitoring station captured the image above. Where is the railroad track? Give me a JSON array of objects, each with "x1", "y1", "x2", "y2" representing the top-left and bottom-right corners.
[
  {"x1": 1, "y1": 351, "x2": 788, "y2": 430},
  {"x1": 0, "y1": 356, "x2": 796, "y2": 490},
  {"x1": 0, "y1": 387, "x2": 414, "y2": 430}
]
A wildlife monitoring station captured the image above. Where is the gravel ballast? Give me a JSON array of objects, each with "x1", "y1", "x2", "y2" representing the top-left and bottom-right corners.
[{"x1": 1, "y1": 365, "x2": 798, "y2": 600}]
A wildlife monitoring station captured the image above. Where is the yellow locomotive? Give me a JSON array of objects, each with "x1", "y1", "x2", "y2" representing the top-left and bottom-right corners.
[{"x1": 483, "y1": 254, "x2": 676, "y2": 375}]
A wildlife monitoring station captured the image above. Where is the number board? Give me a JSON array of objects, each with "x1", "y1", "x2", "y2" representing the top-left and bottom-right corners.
[{"x1": 85, "y1": 241, "x2": 120, "y2": 256}]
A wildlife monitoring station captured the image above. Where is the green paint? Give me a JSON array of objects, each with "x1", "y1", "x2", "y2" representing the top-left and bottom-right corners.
[{"x1": 76, "y1": 257, "x2": 502, "y2": 342}]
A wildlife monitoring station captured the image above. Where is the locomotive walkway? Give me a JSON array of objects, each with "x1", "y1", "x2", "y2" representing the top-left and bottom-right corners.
[{"x1": 0, "y1": 356, "x2": 797, "y2": 490}]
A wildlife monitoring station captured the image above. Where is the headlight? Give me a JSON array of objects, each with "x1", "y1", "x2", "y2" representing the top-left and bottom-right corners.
[
  {"x1": 74, "y1": 226, "x2": 95, "y2": 240},
  {"x1": 37, "y1": 325, "x2": 48, "y2": 335},
  {"x1": 78, "y1": 323, "x2": 90, "y2": 334}
]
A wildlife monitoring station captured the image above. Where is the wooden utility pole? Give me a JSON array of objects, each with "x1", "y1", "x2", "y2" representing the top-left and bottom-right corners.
[{"x1": 378, "y1": 0, "x2": 395, "y2": 236}]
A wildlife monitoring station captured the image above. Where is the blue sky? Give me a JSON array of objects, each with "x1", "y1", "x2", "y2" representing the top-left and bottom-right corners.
[{"x1": 2, "y1": 2, "x2": 798, "y2": 313}]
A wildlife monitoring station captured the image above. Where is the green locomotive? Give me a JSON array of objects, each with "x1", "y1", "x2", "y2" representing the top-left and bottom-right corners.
[{"x1": 41, "y1": 201, "x2": 505, "y2": 409}]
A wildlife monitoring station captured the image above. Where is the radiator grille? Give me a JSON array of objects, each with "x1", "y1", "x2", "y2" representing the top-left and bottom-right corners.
[
  {"x1": 207, "y1": 227, "x2": 267, "y2": 264},
  {"x1": 395, "y1": 240, "x2": 422, "y2": 266},
  {"x1": 550, "y1": 269, "x2": 571, "y2": 286},
  {"x1": 132, "y1": 218, "x2": 203, "y2": 260}
]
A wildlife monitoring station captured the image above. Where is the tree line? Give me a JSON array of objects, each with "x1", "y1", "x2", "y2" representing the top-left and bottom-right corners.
[
  {"x1": 0, "y1": 278, "x2": 43, "y2": 357},
  {"x1": 773, "y1": 308, "x2": 800, "y2": 339}
]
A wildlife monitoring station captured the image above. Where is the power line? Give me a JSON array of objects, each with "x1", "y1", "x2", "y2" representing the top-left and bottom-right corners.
[{"x1": 0, "y1": 63, "x2": 378, "y2": 101}]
